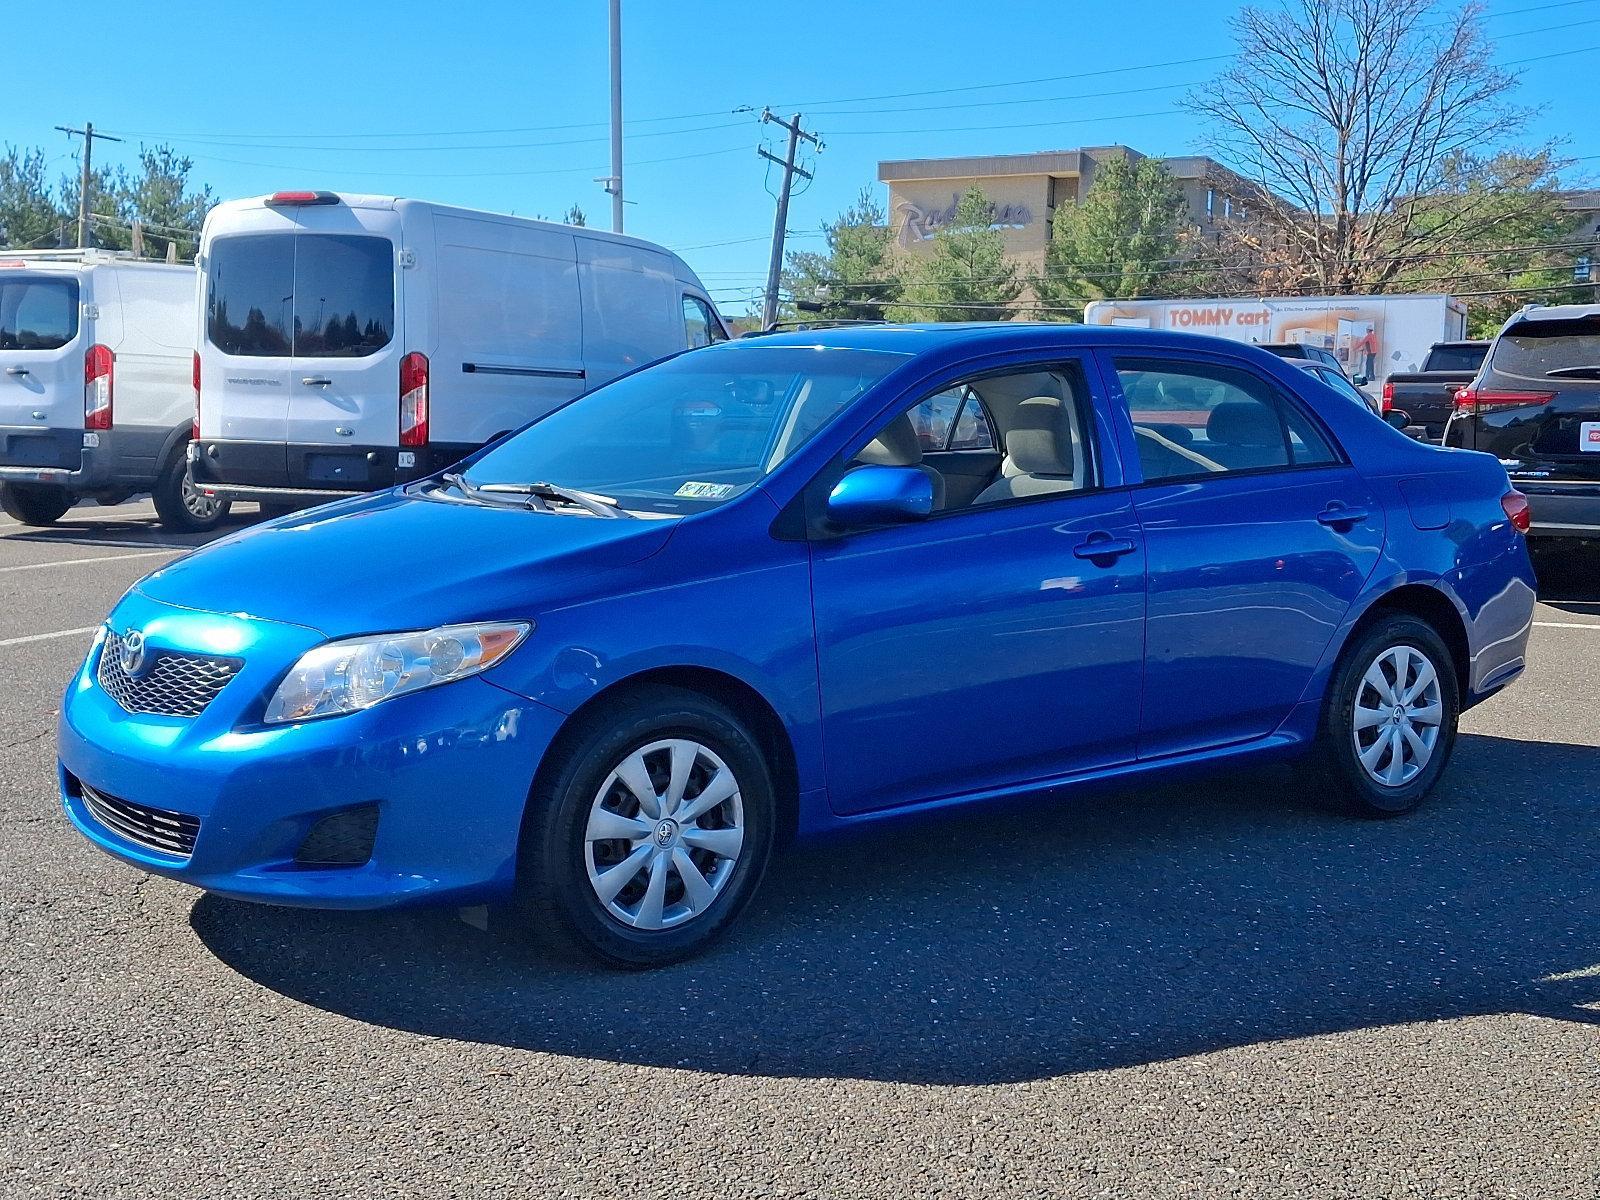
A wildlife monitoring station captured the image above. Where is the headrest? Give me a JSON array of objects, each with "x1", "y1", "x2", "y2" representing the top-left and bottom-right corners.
[
  {"x1": 1006, "y1": 396, "x2": 1076, "y2": 477},
  {"x1": 858, "y1": 413, "x2": 923, "y2": 466},
  {"x1": 1207, "y1": 399, "x2": 1280, "y2": 447}
]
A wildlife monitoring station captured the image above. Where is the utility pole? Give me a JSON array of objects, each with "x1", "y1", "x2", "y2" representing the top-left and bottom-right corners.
[
  {"x1": 758, "y1": 110, "x2": 819, "y2": 329},
  {"x1": 607, "y1": 0, "x2": 624, "y2": 233},
  {"x1": 55, "y1": 123, "x2": 122, "y2": 249}
]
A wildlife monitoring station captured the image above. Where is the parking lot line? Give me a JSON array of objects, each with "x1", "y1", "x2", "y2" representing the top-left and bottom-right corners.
[
  {"x1": 0, "y1": 626, "x2": 98, "y2": 649},
  {"x1": 0, "y1": 550, "x2": 177, "y2": 575},
  {"x1": 1533, "y1": 620, "x2": 1600, "y2": 630}
]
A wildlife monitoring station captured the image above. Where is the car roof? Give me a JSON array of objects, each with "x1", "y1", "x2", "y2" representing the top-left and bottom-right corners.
[
  {"x1": 1507, "y1": 303, "x2": 1600, "y2": 324},
  {"x1": 731, "y1": 322, "x2": 1278, "y2": 357}
]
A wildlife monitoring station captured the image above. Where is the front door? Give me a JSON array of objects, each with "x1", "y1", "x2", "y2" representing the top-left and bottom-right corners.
[
  {"x1": 1104, "y1": 351, "x2": 1385, "y2": 758},
  {"x1": 809, "y1": 357, "x2": 1146, "y2": 815}
]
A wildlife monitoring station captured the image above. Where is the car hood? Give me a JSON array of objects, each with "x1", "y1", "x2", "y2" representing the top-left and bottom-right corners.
[{"x1": 134, "y1": 490, "x2": 678, "y2": 638}]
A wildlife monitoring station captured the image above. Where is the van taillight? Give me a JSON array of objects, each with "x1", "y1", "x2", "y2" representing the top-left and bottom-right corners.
[
  {"x1": 1380, "y1": 380, "x2": 1394, "y2": 413},
  {"x1": 191, "y1": 352, "x2": 201, "y2": 440},
  {"x1": 265, "y1": 190, "x2": 340, "y2": 207},
  {"x1": 399, "y1": 352, "x2": 429, "y2": 447},
  {"x1": 1454, "y1": 386, "x2": 1555, "y2": 416},
  {"x1": 84, "y1": 344, "x2": 114, "y2": 430},
  {"x1": 1501, "y1": 489, "x2": 1531, "y2": 535}
]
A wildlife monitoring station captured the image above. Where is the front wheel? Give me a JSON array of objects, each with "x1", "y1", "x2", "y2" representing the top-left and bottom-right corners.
[
  {"x1": 0, "y1": 483, "x2": 73, "y2": 526},
  {"x1": 152, "y1": 453, "x2": 231, "y2": 533},
  {"x1": 519, "y1": 686, "x2": 776, "y2": 967},
  {"x1": 1318, "y1": 614, "x2": 1460, "y2": 817}
]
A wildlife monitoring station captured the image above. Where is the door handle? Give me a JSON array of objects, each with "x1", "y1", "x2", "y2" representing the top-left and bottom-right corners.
[
  {"x1": 4, "y1": 366, "x2": 28, "y2": 376},
  {"x1": 301, "y1": 376, "x2": 333, "y2": 387},
  {"x1": 1317, "y1": 503, "x2": 1370, "y2": 527},
  {"x1": 1072, "y1": 533, "x2": 1138, "y2": 561}
]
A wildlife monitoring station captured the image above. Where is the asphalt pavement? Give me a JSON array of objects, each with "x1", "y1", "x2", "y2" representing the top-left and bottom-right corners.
[{"x1": 0, "y1": 500, "x2": 1595, "y2": 1198}]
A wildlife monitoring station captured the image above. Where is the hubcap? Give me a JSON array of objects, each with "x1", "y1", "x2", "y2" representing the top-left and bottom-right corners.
[
  {"x1": 180, "y1": 471, "x2": 220, "y2": 520},
  {"x1": 583, "y1": 738, "x2": 744, "y2": 931},
  {"x1": 1351, "y1": 644, "x2": 1444, "y2": 787}
]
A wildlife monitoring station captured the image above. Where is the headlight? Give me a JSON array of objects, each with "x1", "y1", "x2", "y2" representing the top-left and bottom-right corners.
[{"x1": 264, "y1": 621, "x2": 531, "y2": 725}]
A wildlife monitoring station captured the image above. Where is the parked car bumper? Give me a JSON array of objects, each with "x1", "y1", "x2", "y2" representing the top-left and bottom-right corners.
[
  {"x1": 190, "y1": 438, "x2": 477, "y2": 505},
  {"x1": 1514, "y1": 480, "x2": 1600, "y2": 538},
  {"x1": 57, "y1": 596, "x2": 564, "y2": 910},
  {"x1": 0, "y1": 427, "x2": 115, "y2": 489}
]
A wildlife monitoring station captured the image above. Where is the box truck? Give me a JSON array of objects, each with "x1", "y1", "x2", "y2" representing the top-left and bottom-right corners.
[{"x1": 1083, "y1": 294, "x2": 1468, "y2": 390}]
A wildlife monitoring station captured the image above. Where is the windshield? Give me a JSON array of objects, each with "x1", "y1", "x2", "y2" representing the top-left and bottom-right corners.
[
  {"x1": 207, "y1": 233, "x2": 395, "y2": 358},
  {"x1": 456, "y1": 345, "x2": 908, "y2": 514}
]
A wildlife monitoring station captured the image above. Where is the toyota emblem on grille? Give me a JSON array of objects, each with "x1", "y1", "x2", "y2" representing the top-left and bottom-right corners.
[{"x1": 118, "y1": 630, "x2": 149, "y2": 677}]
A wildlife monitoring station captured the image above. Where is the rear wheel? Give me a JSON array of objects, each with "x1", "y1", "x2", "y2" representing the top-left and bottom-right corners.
[
  {"x1": 1318, "y1": 614, "x2": 1460, "y2": 817},
  {"x1": 518, "y1": 686, "x2": 776, "y2": 967},
  {"x1": 0, "y1": 483, "x2": 73, "y2": 526},
  {"x1": 152, "y1": 452, "x2": 231, "y2": 533}
]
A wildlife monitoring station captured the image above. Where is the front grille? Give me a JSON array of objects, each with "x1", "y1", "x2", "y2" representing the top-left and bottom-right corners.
[
  {"x1": 97, "y1": 630, "x2": 241, "y2": 718},
  {"x1": 79, "y1": 781, "x2": 200, "y2": 858}
]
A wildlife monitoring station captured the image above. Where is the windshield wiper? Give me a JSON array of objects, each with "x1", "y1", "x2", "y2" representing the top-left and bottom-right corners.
[
  {"x1": 441, "y1": 472, "x2": 632, "y2": 518},
  {"x1": 1544, "y1": 364, "x2": 1600, "y2": 378}
]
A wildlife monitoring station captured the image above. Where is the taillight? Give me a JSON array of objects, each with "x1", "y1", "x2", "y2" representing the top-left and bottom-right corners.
[
  {"x1": 399, "y1": 352, "x2": 429, "y2": 447},
  {"x1": 265, "y1": 190, "x2": 340, "y2": 207},
  {"x1": 191, "y1": 351, "x2": 201, "y2": 440},
  {"x1": 84, "y1": 344, "x2": 114, "y2": 430},
  {"x1": 1380, "y1": 380, "x2": 1394, "y2": 413},
  {"x1": 1501, "y1": 489, "x2": 1531, "y2": 535},
  {"x1": 1453, "y1": 387, "x2": 1555, "y2": 416}
]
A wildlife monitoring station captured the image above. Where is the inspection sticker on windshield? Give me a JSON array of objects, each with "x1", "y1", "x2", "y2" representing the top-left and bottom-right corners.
[
  {"x1": 1583, "y1": 421, "x2": 1600, "y2": 451},
  {"x1": 675, "y1": 481, "x2": 737, "y2": 499}
]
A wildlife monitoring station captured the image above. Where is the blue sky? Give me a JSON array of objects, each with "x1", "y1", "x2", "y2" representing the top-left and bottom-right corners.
[{"x1": 7, "y1": 0, "x2": 1599, "y2": 314}]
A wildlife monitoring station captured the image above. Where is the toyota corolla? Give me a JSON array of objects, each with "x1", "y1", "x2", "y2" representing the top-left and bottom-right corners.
[{"x1": 58, "y1": 325, "x2": 1536, "y2": 965}]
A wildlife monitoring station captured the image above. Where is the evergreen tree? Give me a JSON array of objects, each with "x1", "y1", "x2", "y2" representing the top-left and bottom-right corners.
[
  {"x1": 783, "y1": 187, "x2": 901, "y2": 320},
  {"x1": 895, "y1": 187, "x2": 1022, "y2": 322}
]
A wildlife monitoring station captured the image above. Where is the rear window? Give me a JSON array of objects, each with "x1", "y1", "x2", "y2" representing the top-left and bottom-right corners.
[
  {"x1": 0, "y1": 276, "x2": 79, "y2": 351},
  {"x1": 1423, "y1": 344, "x2": 1487, "y2": 373},
  {"x1": 207, "y1": 234, "x2": 394, "y2": 358},
  {"x1": 1491, "y1": 318, "x2": 1600, "y2": 379}
]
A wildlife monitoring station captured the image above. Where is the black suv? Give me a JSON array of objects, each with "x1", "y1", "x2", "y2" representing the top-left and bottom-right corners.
[{"x1": 1445, "y1": 304, "x2": 1600, "y2": 540}]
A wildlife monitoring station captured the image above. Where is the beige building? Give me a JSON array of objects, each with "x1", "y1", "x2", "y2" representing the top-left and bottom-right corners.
[{"x1": 878, "y1": 145, "x2": 1252, "y2": 275}]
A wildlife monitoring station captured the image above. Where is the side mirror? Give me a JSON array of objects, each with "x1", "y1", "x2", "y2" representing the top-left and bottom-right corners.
[
  {"x1": 826, "y1": 465, "x2": 934, "y2": 529},
  {"x1": 1352, "y1": 373, "x2": 1369, "y2": 386}
]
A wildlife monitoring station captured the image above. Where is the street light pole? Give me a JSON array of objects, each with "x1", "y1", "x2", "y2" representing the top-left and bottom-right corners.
[{"x1": 608, "y1": 0, "x2": 624, "y2": 234}]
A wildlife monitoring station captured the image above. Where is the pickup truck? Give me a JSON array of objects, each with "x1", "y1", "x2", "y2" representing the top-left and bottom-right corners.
[{"x1": 1381, "y1": 341, "x2": 1490, "y2": 441}]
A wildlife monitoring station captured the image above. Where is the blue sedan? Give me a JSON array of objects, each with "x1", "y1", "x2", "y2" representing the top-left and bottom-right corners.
[{"x1": 58, "y1": 325, "x2": 1536, "y2": 965}]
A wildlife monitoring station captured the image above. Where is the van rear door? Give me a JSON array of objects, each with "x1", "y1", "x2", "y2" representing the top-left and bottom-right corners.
[
  {"x1": 201, "y1": 204, "x2": 400, "y2": 492},
  {"x1": 0, "y1": 268, "x2": 87, "y2": 470}
]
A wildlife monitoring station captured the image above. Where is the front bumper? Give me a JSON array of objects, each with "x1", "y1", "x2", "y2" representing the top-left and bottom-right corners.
[{"x1": 58, "y1": 594, "x2": 565, "y2": 910}]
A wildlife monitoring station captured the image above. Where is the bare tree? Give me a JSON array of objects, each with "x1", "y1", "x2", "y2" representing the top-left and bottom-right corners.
[{"x1": 1186, "y1": 0, "x2": 1550, "y2": 293}]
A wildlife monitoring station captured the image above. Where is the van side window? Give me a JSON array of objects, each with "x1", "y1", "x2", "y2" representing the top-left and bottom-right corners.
[{"x1": 682, "y1": 296, "x2": 722, "y2": 348}]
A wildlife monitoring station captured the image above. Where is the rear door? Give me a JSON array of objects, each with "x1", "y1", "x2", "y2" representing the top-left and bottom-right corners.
[
  {"x1": 1106, "y1": 351, "x2": 1385, "y2": 757},
  {"x1": 0, "y1": 268, "x2": 87, "y2": 469}
]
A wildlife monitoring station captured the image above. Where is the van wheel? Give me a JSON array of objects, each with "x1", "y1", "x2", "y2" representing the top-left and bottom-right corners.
[
  {"x1": 1317, "y1": 614, "x2": 1460, "y2": 817},
  {"x1": 0, "y1": 483, "x2": 73, "y2": 526},
  {"x1": 517, "y1": 686, "x2": 776, "y2": 967},
  {"x1": 152, "y1": 453, "x2": 231, "y2": 533}
]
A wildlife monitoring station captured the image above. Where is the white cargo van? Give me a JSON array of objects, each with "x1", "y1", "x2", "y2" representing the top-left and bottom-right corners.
[
  {"x1": 191, "y1": 191, "x2": 729, "y2": 510},
  {"x1": 0, "y1": 250, "x2": 224, "y2": 530}
]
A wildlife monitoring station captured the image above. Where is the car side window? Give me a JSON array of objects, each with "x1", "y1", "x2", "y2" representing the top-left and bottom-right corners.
[
  {"x1": 1113, "y1": 357, "x2": 1339, "y2": 483},
  {"x1": 908, "y1": 386, "x2": 997, "y2": 452},
  {"x1": 682, "y1": 296, "x2": 724, "y2": 348}
]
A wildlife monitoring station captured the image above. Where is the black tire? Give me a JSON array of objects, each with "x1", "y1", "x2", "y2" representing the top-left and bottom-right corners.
[
  {"x1": 151, "y1": 452, "x2": 231, "y2": 533},
  {"x1": 1317, "y1": 614, "x2": 1460, "y2": 817},
  {"x1": 517, "y1": 685, "x2": 776, "y2": 967},
  {"x1": 0, "y1": 482, "x2": 73, "y2": 526}
]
